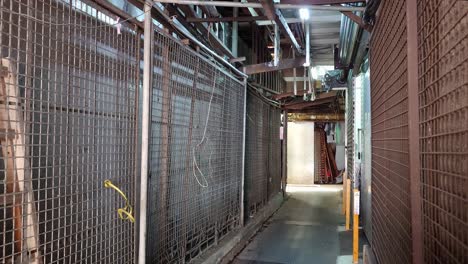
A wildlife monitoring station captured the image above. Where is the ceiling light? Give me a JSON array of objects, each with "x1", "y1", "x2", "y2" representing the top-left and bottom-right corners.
[{"x1": 299, "y1": 8, "x2": 309, "y2": 20}]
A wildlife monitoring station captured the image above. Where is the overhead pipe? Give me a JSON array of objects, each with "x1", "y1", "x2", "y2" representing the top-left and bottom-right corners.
[{"x1": 153, "y1": 0, "x2": 366, "y2": 11}]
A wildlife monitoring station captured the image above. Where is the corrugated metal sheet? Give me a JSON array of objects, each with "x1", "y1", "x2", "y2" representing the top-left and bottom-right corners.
[
  {"x1": 369, "y1": 0, "x2": 412, "y2": 263},
  {"x1": 417, "y1": 1, "x2": 468, "y2": 263}
]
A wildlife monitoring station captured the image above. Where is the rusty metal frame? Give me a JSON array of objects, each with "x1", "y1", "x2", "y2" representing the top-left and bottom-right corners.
[{"x1": 406, "y1": 0, "x2": 423, "y2": 263}]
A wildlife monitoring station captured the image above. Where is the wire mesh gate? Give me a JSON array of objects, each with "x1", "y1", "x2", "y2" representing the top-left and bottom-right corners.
[
  {"x1": 370, "y1": 0, "x2": 467, "y2": 263},
  {"x1": 369, "y1": 1, "x2": 412, "y2": 263},
  {"x1": 346, "y1": 76, "x2": 354, "y2": 181},
  {"x1": 0, "y1": 0, "x2": 139, "y2": 263},
  {"x1": 145, "y1": 29, "x2": 245, "y2": 263},
  {"x1": 417, "y1": 1, "x2": 468, "y2": 263},
  {"x1": 244, "y1": 91, "x2": 281, "y2": 219}
]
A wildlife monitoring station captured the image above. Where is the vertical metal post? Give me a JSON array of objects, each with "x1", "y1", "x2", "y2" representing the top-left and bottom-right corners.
[
  {"x1": 293, "y1": 50, "x2": 297, "y2": 95},
  {"x1": 406, "y1": 0, "x2": 423, "y2": 263},
  {"x1": 305, "y1": 22, "x2": 310, "y2": 67},
  {"x1": 281, "y1": 110, "x2": 288, "y2": 195},
  {"x1": 240, "y1": 78, "x2": 247, "y2": 226},
  {"x1": 274, "y1": 24, "x2": 279, "y2": 67},
  {"x1": 353, "y1": 190, "x2": 360, "y2": 264},
  {"x1": 345, "y1": 178, "x2": 351, "y2": 231},
  {"x1": 232, "y1": 0, "x2": 239, "y2": 57},
  {"x1": 138, "y1": 2, "x2": 153, "y2": 263}
]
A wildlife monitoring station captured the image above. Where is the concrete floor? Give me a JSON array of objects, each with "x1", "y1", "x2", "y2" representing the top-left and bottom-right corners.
[{"x1": 233, "y1": 185, "x2": 368, "y2": 264}]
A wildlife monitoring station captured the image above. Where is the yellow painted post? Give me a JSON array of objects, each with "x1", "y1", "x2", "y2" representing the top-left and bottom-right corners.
[
  {"x1": 353, "y1": 189, "x2": 360, "y2": 264},
  {"x1": 342, "y1": 172, "x2": 347, "y2": 215},
  {"x1": 345, "y1": 179, "x2": 351, "y2": 231}
]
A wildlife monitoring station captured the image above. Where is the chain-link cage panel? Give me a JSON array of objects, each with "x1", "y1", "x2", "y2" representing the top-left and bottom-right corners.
[
  {"x1": 245, "y1": 91, "x2": 268, "y2": 218},
  {"x1": 0, "y1": 1, "x2": 139, "y2": 263},
  {"x1": 146, "y1": 30, "x2": 245, "y2": 263},
  {"x1": 245, "y1": 91, "x2": 281, "y2": 219},
  {"x1": 417, "y1": 1, "x2": 468, "y2": 263},
  {"x1": 267, "y1": 106, "x2": 281, "y2": 200},
  {"x1": 370, "y1": 1, "x2": 412, "y2": 263},
  {"x1": 346, "y1": 78, "x2": 354, "y2": 180}
]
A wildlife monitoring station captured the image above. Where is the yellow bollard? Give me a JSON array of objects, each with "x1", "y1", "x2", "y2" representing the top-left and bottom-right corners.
[
  {"x1": 342, "y1": 172, "x2": 347, "y2": 215},
  {"x1": 353, "y1": 189, "x2": 360, "y2": 264},
  {"x1": 345, "y1": 179, "x2": 351, "y2": 231}
]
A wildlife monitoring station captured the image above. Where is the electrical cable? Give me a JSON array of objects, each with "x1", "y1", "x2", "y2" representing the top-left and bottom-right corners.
[{"x1": 191, "y1": 71, "x2": 217, "y2": 188}]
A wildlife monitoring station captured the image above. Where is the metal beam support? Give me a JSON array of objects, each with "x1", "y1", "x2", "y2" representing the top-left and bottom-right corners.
[
  {"x1": 406, "y1": 0, "x2": 423, "y2": 263},
  {"x1": 153, "y1": 0, "x2": 366, "y2": 11},
  {"x1": 243, "y1": 57, "x2": 306, "y2": 75},
  {"x1": 176, "y1": 4, "x2": 235, "y2": 58},
  {"x1": 138, "y1": 2, "x2": 153, "y2": 263},
  {"x1": 341, "y1": 11, "x2": 371, "y2": 32},
  {"x1": 127, "y1": 0, "x2": 175, "y2": 30},
  {"x1": 186, "y1": 16, "x2": 268, "y2": 23},
  {"x1": 293, "y1": 50, "x2": 297, "y2": 95},
  {"x1": 273, "y1": 24, "x2": 280, "y2": 66},
  {"x1": 280, "y1": 0, "x2": 364, "y2": 4},
  {"x1": 240, "y1": 78, "x2": 247, "y2": 226},
  {"x1": 305, "y1": 22, "x2": 310, "y2": 66},
  {"x1": 281, "y1": 110, "x2": 288, "y2": 196},
  {"x1": 260, "y1": 0, "x2": 304, "y2": 55},
  {"x1": 232, "y1": 1, "x2": 239, "y2": 57}
]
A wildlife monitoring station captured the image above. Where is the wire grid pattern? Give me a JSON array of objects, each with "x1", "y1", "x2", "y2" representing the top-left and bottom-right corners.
[
  {"x1": 346, "y1": 78, "x2": 354, "y2": 180},
  {"x1": 313, "y1": 130, "x2": 321, "y2": 184},
  {"x1": 146, "y1": 30, "x2": 245, "y2": 264},
  {"x1": 369, "y1": 1, "x2": 412, "y2": 263},
  {"x1": 244, "y1": 91, "x2": 281, "y2": 219},
  {"x1": 267, "y1": 106, "x2": 281, "y2": 200},
  {"x1": 417, "y1": 1, "x2": 468, "y2": 263},
  {"x1": 244, "y1": 91, "x2": 269, "y2": 218},
  {"x1": 0, "y1": 0, "x2": 138, "y2": 263}
]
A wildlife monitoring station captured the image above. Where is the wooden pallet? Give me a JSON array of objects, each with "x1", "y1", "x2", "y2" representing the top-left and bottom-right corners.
[{"x1": 1, "y1": 58, "x2": 41, "y2": 263}]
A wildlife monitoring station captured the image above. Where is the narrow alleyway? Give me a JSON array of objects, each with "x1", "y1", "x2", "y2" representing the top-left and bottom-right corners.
[{"x1": 233, "y1": 185, "x2": 368, "y2": 264}]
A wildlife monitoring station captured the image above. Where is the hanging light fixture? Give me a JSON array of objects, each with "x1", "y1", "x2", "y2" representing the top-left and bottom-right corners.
[{"x1": 299, "y1": 8, "x2": 310, "y2": 20}]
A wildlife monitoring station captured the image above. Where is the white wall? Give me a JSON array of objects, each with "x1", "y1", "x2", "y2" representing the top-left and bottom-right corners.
[{"x1": 287, "y1": 122, "x2": 315, "y2": 185}]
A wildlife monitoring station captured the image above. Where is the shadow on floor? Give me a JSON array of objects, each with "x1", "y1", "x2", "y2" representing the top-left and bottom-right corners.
[{"x1": 232, "y1": 185, "x2": 368, "y2": 264}]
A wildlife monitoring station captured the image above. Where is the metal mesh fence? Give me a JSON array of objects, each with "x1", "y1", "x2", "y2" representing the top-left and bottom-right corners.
[
  {"x1": 267, "y1": 106, "x2": 281, "y2": 200},
  {"x1": 245, "y1": 91, "x2": 281, "y2": 219},
  {"x1": 146, "y1": 30, "x2": 245, "y2": 263},
  {"x1": 346, "y1": 78, "x2": 354, "y2": 180},
  {"x1": 369, "y1": 1, "x2": 412, "y2": 263},
  {"x1": 0, "y1": 0, "x2": 139, "y2": 263},
  {"x1": 417, "y1": 1, "x2": 468, "y2": 263}
]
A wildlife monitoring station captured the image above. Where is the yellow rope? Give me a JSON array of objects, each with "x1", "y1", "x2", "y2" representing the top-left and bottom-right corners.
[{"x1": 104, "y1": 180, "x2": 135, "y2": 223}]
